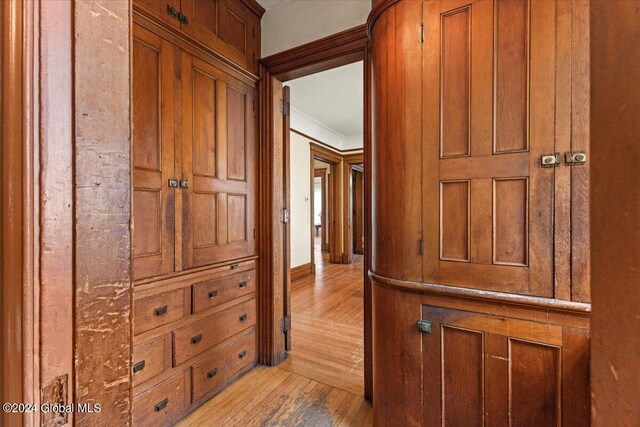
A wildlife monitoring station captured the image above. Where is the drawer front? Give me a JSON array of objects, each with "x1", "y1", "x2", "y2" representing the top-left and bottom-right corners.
[
  {"x1": 191, "y1": 332, "x2": 256, "y2": 402},
  {"x1": 173, "y1": 298, "x2": 256, "y2": 366},
  {"x1": 135, "y1": 288, "x2": 186, "y2": 335},
  {"x1": 192, "y1": 270, "x2": 255, "y2": 313},
  {"x1": 133, "y1": 370, "x2": 189, "y2": 426},
  {"x1": 133, "y1": 336, "x2": 166, "y2": 387}
]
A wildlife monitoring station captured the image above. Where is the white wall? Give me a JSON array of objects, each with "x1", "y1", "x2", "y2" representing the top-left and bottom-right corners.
[
  {"x1": 289, "y1": 131, "x2": 311, "y2": 268},
  {"x1": 291, "y1": 107, "x2": 344, "y2": 150},
  {"x1": 261, "y1": 0, "x2": 372, "y2": 57}
]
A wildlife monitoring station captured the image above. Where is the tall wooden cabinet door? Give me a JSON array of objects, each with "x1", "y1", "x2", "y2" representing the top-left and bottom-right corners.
[
  {"x1": 132, "y1": 26, "x2": 177, "y2": 280},
  {"x1": 421, "y1": 305, "x2": 590, "y2": 427},
  {"x1": 133, "y1": 0, "x2": 181, "y2": 29},
  {"x1": 218, "y1": 0, "x2": 258, "y2": 72},
  {"x1": 181, "y1": 52, "x2": 256, "y2": 269},
  {"x1": 423, "y1": 0, "x2": 558, "y2": 296}
]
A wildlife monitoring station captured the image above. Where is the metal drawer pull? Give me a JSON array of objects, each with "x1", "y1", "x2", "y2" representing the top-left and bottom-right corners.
[
  {"x1": 179, "y1": 179, "x2": 190, "y2": 189},
  {"x1": 191, "y1": 334, "x2": 202, "y2": 344},
  {"x1": 207, "y1": 368, "x2": 218, "y2": 378},
  {"x1": 239, "y1": 313, "x2": 248, "y2": 322},
  {"x1": 132, "y1": 360, "x2": 145, "y2": 373},
  {"x1": 230, "y1": 263, "x2": 239, "y2": 270},
  {"x1": 154, "y1": 305, "x2": 168, "y2": 316},
  {"x1": 208, "y1": 290, "x2": 218, "y2": 299},
  {"x1": 238, "y1": 350, "x2": 247, "y2": 359},
  {"x1": 168, "y1": 178, "x2": 179, "y2": 188},
  {"x1": 154, "y1": 398, "x2": 168, "y2": 412},
  {"x1": 239, "y1": 281, "x2": 247, "y2": 289}
]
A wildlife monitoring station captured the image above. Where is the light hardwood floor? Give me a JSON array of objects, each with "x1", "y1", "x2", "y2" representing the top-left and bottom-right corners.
[{"x1": 179, "y1": 239, "x2": 371, "y2": 426}]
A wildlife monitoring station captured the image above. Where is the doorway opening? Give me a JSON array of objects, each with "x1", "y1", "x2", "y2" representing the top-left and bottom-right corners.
[{"x1": 279, "y1": 61, "x2": 367, "y2": 396}]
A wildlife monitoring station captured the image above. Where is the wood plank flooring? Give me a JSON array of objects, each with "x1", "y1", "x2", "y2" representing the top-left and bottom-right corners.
[{"x1": 178, "y1": 240, "x2": 370, "y2": 426}]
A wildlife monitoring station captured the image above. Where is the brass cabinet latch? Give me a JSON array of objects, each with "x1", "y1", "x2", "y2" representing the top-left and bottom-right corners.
[
  {"x1": 565, "y1": 151, "x2": 587, "y2": 165},
  {"x1": 541, "y1": 153, "x2": 561, "y2": 168}
]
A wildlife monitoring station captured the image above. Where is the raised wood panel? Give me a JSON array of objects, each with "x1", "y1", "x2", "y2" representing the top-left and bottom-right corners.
[
  {"x1": 133, "y1": 190, "x2": 162, "y2": 256},
  {"x1": 421, "y1": 305, "x2": 586, "y2": 426},
  {"x1": 441, "y1": 327, "x2": 483, "y2": 427},
  {"x1": 134, "y1": 0, "x2": 181, "y2": 29},
  {"x1": 193, "y1": 193, "x2": 217, "y2": 248},
  {"x1": 509, "y1": 339, "x2": 560, "y2": 427},
  {"x1": 133, "y1": 39, "x2": 161, "y2": 171},
  {"x1": 182, "y1": 52, "x2": 255, "y2": 269},
  {"x1": 192, "y1": 70, "x2": 218, "y2": 178},
  {"x1": 424, "y1": 0, "x2": 555, "y2": 297},
  {"x1": 227, "y1": 86, "x2": 247, "y2": 180},
  {"x1": 493, "y1": 178, "x2": 528, "y2": 266},
  {"x1": 440, "y1": 180, "x2": 469, "y2": 262},
  {"x1": 441, "y1": 6, "x2": 470, "y2": 158},
  {"x1": 495, "y1": 0, "x2": 529, "y2": 153},
  {"x1": 227, "y1": 194, "x2": 247, "y2": 242},
  {"x1": 133, "y1": 25, "x2": 176, "y2": 280},
  {"x1": 180, "y1": 0, "x2": 220, "y2": 46}
]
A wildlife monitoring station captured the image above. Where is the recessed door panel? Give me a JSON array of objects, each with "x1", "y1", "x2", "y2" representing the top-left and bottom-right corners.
[{"x1": 132, "y1": 26, "x2": 176, "y2": 280}]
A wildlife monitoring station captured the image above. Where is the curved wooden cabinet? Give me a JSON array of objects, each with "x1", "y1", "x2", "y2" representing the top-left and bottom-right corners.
[{"x1": 369, "y1": 0, "x2": 591, "y2": 425}]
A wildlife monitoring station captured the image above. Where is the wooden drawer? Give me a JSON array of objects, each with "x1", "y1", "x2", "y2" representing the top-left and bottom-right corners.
[
  {"x1": 135, "y1": 288, "x2": 187, "y2": 335},
  {"x1": 191, "y1": 331, "x2": 256, "y2": 402},
  {"x1": 133, "y1": 336, "x2": 167, "y2": 387},
  {"x1": 133, "y1": 370, "x2": 189, "y2": 426},
  {"x1": 192, "y1": 269, "x2": 255, "y2": 313},
  {"x1": 173, "y1": 298, "x2": 256, "y2": 366}
]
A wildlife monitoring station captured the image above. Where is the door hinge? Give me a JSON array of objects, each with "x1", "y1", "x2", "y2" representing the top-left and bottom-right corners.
[
  {"x1": 280, "y1": 99, "x2": 290, "y2": 116},
  {"x1": 419, "y1": 238, "x2": 424, "y2": 255},
  {"x1": 281, "y1": 315, "x2": 291, "y2": 333},
  {"x1": 280, "y1": 208, "x2": 290, "y2": 224},
  {"x1": 252, "y1": 100, "x2": 256, "y2": 112},
  {"x1": 420, "y1": 23, "x2": 424, "y2": 43}
]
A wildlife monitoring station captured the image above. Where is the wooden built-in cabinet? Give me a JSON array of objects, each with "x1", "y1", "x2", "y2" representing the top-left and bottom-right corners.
[
  {"x1": 369, "y1": 0, "x2": 591, "y2": 425},
  {"x1": 131, "y1": 0, "x2": 262, "y2": 424},
  {"x1": 135, "y1": 0, "x2": 262, "y2": 74}
]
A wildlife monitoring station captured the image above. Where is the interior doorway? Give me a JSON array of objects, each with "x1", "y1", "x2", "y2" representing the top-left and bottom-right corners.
[
  {"x1": 278, "y1": 61, "x2": 367, "y2": 396},
  {"x1": 259, "y1": 25, "x2": 372, "y2": 399}
]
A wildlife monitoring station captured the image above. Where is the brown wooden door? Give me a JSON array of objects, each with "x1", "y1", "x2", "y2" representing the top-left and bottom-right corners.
[
  {"x1": 132, "y1": 25, "x2": 177, "y2": 280},
  {"x1": 423, "y1": 0, "x2": 557, "y2": 297},
  {"x1": 282, "y1": 85, "x2": 292, "y2": 351},
  {"x1": 180, "y1": 0, "x2": 221, "y2": 48},
  {"x1": 421, "y1": 305, "x2": 589, "y2": 426},
  {"x1": 181, "y1": 51, "x2": 256, "y2": 269},
  {"x1": 133, "y1": 0, "x2": 181, "y2": 29}
]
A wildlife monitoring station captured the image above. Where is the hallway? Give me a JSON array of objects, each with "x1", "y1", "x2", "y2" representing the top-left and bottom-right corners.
[{"x1": 179, "y1": 241, "x2": 371, "y2": 426}]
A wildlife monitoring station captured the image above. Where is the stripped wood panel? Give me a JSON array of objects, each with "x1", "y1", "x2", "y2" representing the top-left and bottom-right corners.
[{"x1": 179, "y1": 241, "x2": 369, "y2": 426}]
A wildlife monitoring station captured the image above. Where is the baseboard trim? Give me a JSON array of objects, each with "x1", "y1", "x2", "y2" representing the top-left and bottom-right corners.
[{"x1": 291, "y1": 262, "x2": 314, "y2": 281}]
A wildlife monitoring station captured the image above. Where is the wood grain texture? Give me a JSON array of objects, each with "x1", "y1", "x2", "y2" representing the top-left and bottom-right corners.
[
  {"x1": 73, "y1": 1, "x2": 132, "y2": 424},
  {"x1": 590, "y1": 1, "x2": 640, "y2": 424}
]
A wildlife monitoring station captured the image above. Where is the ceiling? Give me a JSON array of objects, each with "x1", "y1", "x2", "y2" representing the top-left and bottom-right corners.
[
  {"x1": 257, "y1": 0, "x2": 289, "y2": 11},
  {"x1": 286, "y1": 61, "x2": 364, "y2": 138}
]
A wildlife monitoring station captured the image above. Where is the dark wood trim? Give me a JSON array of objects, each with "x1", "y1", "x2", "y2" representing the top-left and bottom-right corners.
[
  {"x1": 369, "y1": 271, "x2": 591, "y2": 316},
  {"x1": 362, "y1": 45, "x2": 373, "y2": 402},
  {"x1": 290, "y1": 263, "x2": 314, "y2": 282},
  {"x1": 260, "y1": 25, "x2": 368, "y2": 81},
  {"x1": 342, "y1": 153, "x2": 364, "y2": 264},
  {"x1": 313, "y1": 169, "x2": 328, "y2": 253},
  {"x1": 260, "y1": 26, "x2": 373, "y2": 401},
  {"x1": 240, "y1": 0, "x2": 266, "y2": 18},
  {"x1": 366, "y1": 0, "x2": 402, "y2": 40},
  {"x1": 291, "y1": 128, "x2": 363, "y2": 154},
  {"x1": 310, "y1": 144, "x2": 343, "y2": 264},
  {"x1": 590, "y1": 1, "x2": 640, "y2": 423}
]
